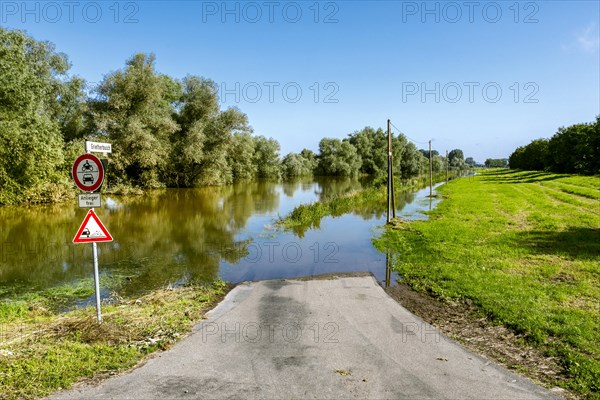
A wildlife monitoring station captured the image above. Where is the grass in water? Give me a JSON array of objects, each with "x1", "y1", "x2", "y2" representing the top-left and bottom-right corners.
[
  {"x1": 278, "y1": 174, "x2": 450, "y2": 236},
  {"x1": 0, "y1": 280, "x2": 228, "y2": 400},
  {"x1": 375, "y1": 170, "x2": 599, "y2": 398}
]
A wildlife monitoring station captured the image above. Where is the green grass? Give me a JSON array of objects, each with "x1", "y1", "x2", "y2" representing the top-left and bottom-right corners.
[
  {"x1": 0, "y1": 280, "x2": 228, "y2": 400},
  {"x1": 279, "y1": 173, "x2": 452, "y2": 236},
  {"x1": 375, "y1": 170, "x2": 600, "y2": 398},
  {"x1": 279, "y1": 186, "x2": 388, "y2": 236},
  {"x1": 0, "y1": 274, "x2": 135, "y2": 324}
]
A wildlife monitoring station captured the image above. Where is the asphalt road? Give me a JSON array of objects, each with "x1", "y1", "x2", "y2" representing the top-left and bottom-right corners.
[{"x1": 51, "y1": 275, "x2": 561, "y2": 399}]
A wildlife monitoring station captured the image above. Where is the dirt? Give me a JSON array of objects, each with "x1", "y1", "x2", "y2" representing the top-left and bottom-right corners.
[{"x1": 385, "y1": 283, "x2": 576, "y2": 400}]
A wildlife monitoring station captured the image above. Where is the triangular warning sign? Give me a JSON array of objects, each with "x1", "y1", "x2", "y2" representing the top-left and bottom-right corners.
[{"x1": 73, "y1": 209, "x2": 113, "y2": 244}]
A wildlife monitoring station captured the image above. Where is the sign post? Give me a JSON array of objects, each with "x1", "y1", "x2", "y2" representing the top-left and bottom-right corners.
[
  {"x1": 72, "y1": 208, "x2": 113, "y2": 323},
  {"x1": 72, "y1": 143, "x2": 112, "y2": 323}
]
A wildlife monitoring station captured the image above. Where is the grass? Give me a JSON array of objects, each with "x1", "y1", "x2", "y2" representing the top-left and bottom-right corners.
[
  {"x1": 279, "y1": 186, "x2": 388, "y2": 236},
  {"x1": 279, "y1": 172, "x2": 452, "y2": 237},
  {"x1": 0, "y1": 280, "x2": 228, "y2": 400},
  {"x1": 374, "y1": 170, "x2": 599, "y2": 398}
]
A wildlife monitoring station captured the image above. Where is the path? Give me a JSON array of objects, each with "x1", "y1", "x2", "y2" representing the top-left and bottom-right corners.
[{"x1": 51, "y1": 275, "x2": 560, "y2": 399}]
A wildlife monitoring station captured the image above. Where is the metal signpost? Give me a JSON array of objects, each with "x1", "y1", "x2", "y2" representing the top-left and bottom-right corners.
[{"x1": 72, "y1": 142, "x2": 113, "y2": 323}]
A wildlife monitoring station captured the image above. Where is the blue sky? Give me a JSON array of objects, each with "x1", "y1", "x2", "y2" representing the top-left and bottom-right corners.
[{"x1": 2, "y1": 0, "x2": 599, "y2": 162}]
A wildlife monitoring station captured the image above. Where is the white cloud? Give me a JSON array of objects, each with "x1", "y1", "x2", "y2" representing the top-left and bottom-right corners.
[{"x1": 572, "y1": 22, "x2": 600, "y2": 54}]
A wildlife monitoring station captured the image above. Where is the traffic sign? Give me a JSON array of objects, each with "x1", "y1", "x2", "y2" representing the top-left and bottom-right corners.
[
  {"x1": 73, "y1": 209, "x2": 113, "y2": 244},
  {"x1": 72, "y1": 154, "x2": 104, "y2": 192},
  {"x1": 86, "y1": 141, "x2": 112, "y2": 154},
  {"x1": 78, "y1": 193, "x2": 101, "y2": 208}
]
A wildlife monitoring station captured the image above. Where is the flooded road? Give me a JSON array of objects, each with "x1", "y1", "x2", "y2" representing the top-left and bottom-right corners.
[{"x1": 0, "y1": 178, "x2": 442, "y2": 302}]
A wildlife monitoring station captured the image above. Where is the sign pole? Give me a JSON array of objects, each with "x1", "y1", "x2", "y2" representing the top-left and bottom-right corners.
[
  {"x1": 73, "y1": 145, "x2": 112, "y2": 324},
  {"x1": 92, "y1": 240, "x2": 102, "y2": 323}
]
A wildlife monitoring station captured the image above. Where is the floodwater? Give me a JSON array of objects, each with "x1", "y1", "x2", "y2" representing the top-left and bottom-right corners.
[{"x1": 0, "y1": 178, "x2": 442, "y2": 302}]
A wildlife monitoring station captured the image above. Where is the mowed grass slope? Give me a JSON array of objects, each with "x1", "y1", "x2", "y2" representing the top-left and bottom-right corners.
[{"x1": 376, "y1": 170, "x2": 600, "y2": 397}]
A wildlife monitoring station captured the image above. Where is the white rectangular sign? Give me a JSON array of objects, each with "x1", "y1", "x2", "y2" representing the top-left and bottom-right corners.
[
  {"x1": 78, "y1": 193, "x2": 101, "y2": 208},
  {"x1": 86, "y1": 141, "x2": 112, "y2": 154}
]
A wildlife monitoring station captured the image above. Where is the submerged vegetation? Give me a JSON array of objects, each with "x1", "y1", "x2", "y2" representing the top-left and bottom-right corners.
[
  {"x1": 279, "y1": 172, "x2": 451, "y2": 237},
  {"x1": 0, "y1": 280, "x2": 228, "y2": 400},
  {"x1": 375, "y1": 170, "x2": 600, "y2": 397}
]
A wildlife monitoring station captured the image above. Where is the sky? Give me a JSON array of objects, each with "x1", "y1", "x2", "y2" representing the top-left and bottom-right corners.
[{"x1": 2, "y1": 0, "x2": 599, "y2": 162}]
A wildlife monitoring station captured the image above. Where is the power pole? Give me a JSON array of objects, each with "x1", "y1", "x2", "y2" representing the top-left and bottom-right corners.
[
  {"x1": 390, "y1": 124, "x2": 396, "y2": 218},
  {"x1": 429, "y1": 140, "x2": 433, "y2": 197},
  {"x1": 445, "y1": 150, "x2": 449, "y2": 183},
  {"x1": 387, "y1": 119, "x2": 392, "y2": 223}
]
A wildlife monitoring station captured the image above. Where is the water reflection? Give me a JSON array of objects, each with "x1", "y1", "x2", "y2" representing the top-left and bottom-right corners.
[{"x1": 0, "y1": 178, "x2": 440, "y2": 301}]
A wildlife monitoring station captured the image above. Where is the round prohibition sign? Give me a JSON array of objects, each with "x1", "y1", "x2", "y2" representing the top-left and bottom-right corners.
[{"x1": 72, "y1": 153, "x2": 104, "y2": 192}]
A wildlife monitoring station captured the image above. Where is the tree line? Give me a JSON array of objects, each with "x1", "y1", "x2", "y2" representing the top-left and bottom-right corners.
[
  {"x1": 508, "y1": 117, "x2": 600, "y2": 175},
  {"x1": 0, "y1": 27, "x2": 469, "y2": 205}
]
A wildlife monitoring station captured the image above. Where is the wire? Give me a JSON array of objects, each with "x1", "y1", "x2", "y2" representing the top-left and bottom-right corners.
[{"x1": 389, "y1": 121, "x2": 430, "y2": 145}]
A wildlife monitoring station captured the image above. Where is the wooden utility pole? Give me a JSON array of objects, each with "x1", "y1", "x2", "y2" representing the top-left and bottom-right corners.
[
  {"x1": 390, "y1": 124, "x2": 396, "y2": 218},
  {"x1": 445, "y1": 150, "x2": 449, "y2": 183},
  {"x1": 429, "y1": 140, "x2": 433, "y2": 197},
  {"x1": 387, "y1": 119, "x2": 392, "y2": 223}
]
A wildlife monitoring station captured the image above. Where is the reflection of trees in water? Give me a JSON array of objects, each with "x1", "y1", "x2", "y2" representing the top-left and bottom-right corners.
[
  {"x1": 288, "y1": 185, "x2": 418, "y2": 238},
  {"x1": 0, "y1": 181, "x2": 280, "y2": 298},
  {"x1": 281, "y1": 177, "x2": 315, "y2": 198},
  {"x1": 0, "y1": 203, "x2": 87, "y2": 291},
  {"x1": 313, "y1": 177, "x2": 364, "y2": 201}
]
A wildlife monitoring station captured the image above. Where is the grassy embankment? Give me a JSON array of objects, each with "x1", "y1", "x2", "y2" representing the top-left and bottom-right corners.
[
  {"x1": 375, "y1": 170, "x2": 599, "y2": 398},
  {"x1": 0, "y1": 279, "x2": 228, "y2": 400}
]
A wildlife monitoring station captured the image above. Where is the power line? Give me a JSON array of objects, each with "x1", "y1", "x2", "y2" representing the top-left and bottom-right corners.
[{"x1": 388, "y1": 121, "x2": 429, "y2": 146}]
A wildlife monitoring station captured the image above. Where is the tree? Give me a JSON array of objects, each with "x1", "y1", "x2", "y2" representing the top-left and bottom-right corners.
[
  {"x1": 90, "y1": 53, "x2": 181, "y2": 188},
  {"x1": 0, "y1": 27, "x2": 77, "y2": 204},
  {"x1": 300, "y1": 148, "x2": 318, "y2": 173},
  {"x1": 316, "y1": 138, "x2": 361, "y2": 176},
  {"x1": 347, "y1": 127, "x2": 388, "y2": 176},
  {"x1": 485, "y1": 158, "x2": 508, "y2": 168},
  {"x1": 419, "y1": 149, "x2": 439, "y2": 158},
  {"x1": 399, "y1": 142, "x2": 423, "y2": 180},
  {"x1": 547, "y1": 121, "x2": 599, "y2": 174},
  {"x1": 282, "y1": 152, "x2": 313, "y2": 177},
  {"x1": 508, "y1": 139, "x2": 548, "y2": 171},
  {"x1": 229, "y1": 132, "x2": 257, "y2": 180},
  {"x1": 465, "y1": 157, "x2": 477, "y2": 167},
  {"x1": 253, "y1": 136, "x2": 281, "y2": 178},
  {"x1": 448, "y1": 149, "x2": 464, "y2": 165},
  {"x1": 509, "y1": 118, "x2": 599, "y2": 175}
]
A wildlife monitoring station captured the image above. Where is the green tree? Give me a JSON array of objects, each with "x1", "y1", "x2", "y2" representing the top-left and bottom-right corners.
[
  {"x1": 465, "y1": 157, "x2": 477, "y2": 167},
  {"x1": 548, "y1": 121, "x2": 599, "y2": 174},
  {"x1": 229, "y1": 132, "x2": 257, "y2": 180},
  {"x1": 282, "y1": 153, "x2": 314, "y2": 177},
  {"x1": 316, "y1": 138, "x2": 361, "y2": 176},
  {"x1": 399, "y1": 142, "x2": 422, "y2": 180},
  {"x1": 486, "y1": 158, "x2": 508, "y2": 168},
  {"x1": 169, "y1": 76, "x2": 255, "y2": 186},
  {"x1": 300, "y1": 148, "x2": 318, "y2": 173},
  {"x1": 0, "y1": 27, "x2": 76, "y2": 204},
  {"x1": 90, "y1": 53, "x2": 181, "y2": 188},
  {"x1": 347, "y1": 127, "x2": 388, "y2": 176},
  {"x1": 509, "y1": 139, "x2": 548, "y2": 171},
  {"x1": 253, "y1": 136, "x2": 281, "y2": 178}
]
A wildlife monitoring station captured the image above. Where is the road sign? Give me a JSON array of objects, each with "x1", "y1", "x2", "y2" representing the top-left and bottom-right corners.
[
  {"x1": 72, "y1": 153, "x2": 104, "y2": 192},
  {"x1": 73, "y1": 209, "x2": 113, "y2": 244},
  {"x1": 86, "y1": 141, "x2": 112, "y2": 154},
  {"x1": 78, "y1": 193, "x2": 101, "y2": 208}
]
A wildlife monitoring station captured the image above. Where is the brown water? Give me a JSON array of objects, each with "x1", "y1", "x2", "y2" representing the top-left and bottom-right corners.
[{"x1": 0, "y1": 178, "x2": 442, "y2": 302}]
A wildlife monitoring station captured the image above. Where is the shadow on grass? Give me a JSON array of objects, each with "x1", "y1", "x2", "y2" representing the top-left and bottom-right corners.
[
  {"x1": 514, "y1": 228, "x2": 600, "y2": 260},
  {"x1": 480, "y1": 171, "x2": 563, "y2": 184}
]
